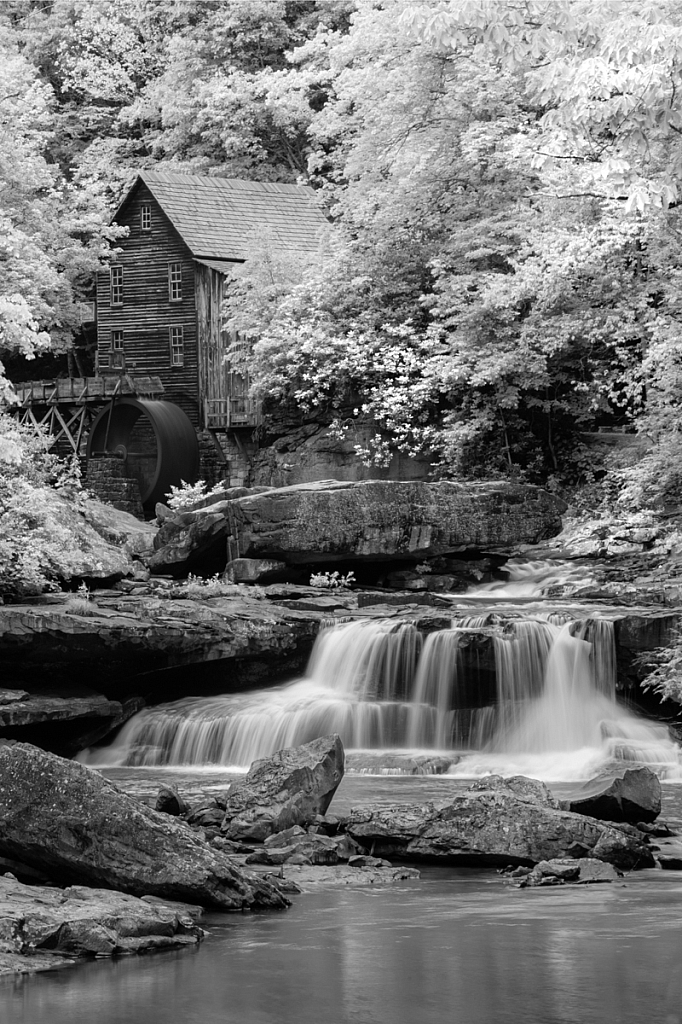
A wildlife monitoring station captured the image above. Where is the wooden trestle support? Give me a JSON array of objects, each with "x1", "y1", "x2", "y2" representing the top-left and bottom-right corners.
[{"x1": 12, "y1": 375, "x2": 165, "y2": 456}]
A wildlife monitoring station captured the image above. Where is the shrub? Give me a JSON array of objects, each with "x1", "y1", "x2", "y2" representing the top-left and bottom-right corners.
[
  {"x1": 309, "y1": 570, "x2": 356, "y2": 590},
  {"x1": 176, "y1": 573, "x2": 242, "y2": 600},
  {"x1": 63, "y1": 582, "x2": 97, "y2": 616},
  {"x1": 165, "y1": 480, "x2": 225, "y2": 513},
  {"x1": 0, "y1": 414, "x2": 91, "y2": 598}
]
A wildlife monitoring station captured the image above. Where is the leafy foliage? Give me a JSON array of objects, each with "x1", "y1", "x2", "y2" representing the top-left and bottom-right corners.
[
  {"x1": 164, "y1": 479, "x2": 225, "y2": 513},
  {"x1": 636, "y1": 627, "x2": 682, "y2": 706},
  {"x1": 309, "y1": 570, "x2": 356, "y2": 590},
  {"x1": 7, "y1": 0, "x2": 682, "y2": 494},
  {"x1": 0, "y1": 414, "x2": 91, "y2": 596}
]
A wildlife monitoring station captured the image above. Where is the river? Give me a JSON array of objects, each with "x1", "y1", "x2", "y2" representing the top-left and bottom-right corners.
[{"x1": 2, "y1": 772, "x2": 682, "y2": 1024}]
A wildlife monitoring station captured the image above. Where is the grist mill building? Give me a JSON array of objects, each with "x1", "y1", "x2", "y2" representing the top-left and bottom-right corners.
[
  {"x1": 15, "y1": 170, "x2": 327, "y2": 514},
  {"x1": 97, "y1": 168, "x2": 326, "y2": 439}
]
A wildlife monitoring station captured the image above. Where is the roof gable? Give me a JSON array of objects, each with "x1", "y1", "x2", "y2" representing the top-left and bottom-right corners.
[{"x1": 117, "y1": 170, "x2": 327, "y2": 261}]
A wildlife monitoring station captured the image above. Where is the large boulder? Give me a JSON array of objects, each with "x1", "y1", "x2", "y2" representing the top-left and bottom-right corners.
[
  {"x1": 224, "y1": 479, "x2": 566, "y2": 564},
  {"x1": 222, "y1": 734, "x2": 345, "y2": 842},
  {"x1": 0, "y1": 875, "x2": 203, "y2": 975},
  {"x1": 0, "y1": 744, "x2": 288, "y2": 911},
  {"x1": 565, "y1": 767, "x2": 662, "y2": 824},
  {"x1": 344, "y1": 776, "x2": 654, "y2": 870},
  {"x1": 148, "y1": 499, "x2": 233, "y2": 574},
  {"x1": 82, "y1": 499, "x2": 157, "y2": 561},
  {"x1": 148, "y1": 487, "x2": 272, "y2": 575}
]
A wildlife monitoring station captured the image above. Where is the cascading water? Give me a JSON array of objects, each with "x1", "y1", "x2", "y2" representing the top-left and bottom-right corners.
[
  {"x1": 81, "y1": 597, "x2": 682, "y2": 781},
  {"x1": 451, "y1": 616, "x2": 679, "y2": 781}
]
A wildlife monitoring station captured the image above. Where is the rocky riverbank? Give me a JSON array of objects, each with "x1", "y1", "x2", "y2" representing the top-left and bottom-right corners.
[{"x1": 1, "y1": 736, "x2": 676, "y2": 977}]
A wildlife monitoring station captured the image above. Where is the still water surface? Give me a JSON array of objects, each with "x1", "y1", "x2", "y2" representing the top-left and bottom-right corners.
[{"x1": 2, "y1": 774, "x2": 682, "y2": 1024}]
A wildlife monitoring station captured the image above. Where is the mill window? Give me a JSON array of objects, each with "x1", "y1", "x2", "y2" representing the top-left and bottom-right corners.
[
  {"x1": 140, "y1": 205, "x2": 152, "y2": 231},
  {"x1": 111, "y1": 330, "x2": 124, "y2": 350},
  {"x1": 170, "y1": 326, "x2": 184, "y2": 366},
  {"x1": 168, "y1": 262, "x2": 182, "y2": 302},
  {"x1": 110, "y1": 266, "x2": 123, "y2": 306}
]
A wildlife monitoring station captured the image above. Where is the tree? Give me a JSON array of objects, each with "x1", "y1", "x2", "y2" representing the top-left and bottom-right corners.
[
  {"x1": 402, "y1": 0, "x2": 682, "y2": 211},
  {"x1": 0, "y1": 26, "x2": 113, "y2": 398},
  {"x1": 234, "y1": 0, "x2": 660, "y2": 481}
]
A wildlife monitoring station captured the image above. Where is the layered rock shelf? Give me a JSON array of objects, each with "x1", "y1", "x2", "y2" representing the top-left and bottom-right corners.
[
  {"x1": 150, "y1": 479, "x2": 567, "y2": 575},
  {"x1": 0, "y1": 590, "x2": 321, "y2": 694}
]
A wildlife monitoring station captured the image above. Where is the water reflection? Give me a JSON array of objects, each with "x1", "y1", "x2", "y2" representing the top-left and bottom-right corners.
[{"x1": 4, "y1": 869, "x2": 682, "y2": 1024}]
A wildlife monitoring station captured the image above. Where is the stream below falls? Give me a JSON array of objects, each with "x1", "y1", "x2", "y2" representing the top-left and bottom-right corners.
[
  {"x1": 5, "y1": 559, "x2": 682, "y2": 1024},
  {"x1": 4, "y1": 774, "x2": 682, "y2": 1024}
]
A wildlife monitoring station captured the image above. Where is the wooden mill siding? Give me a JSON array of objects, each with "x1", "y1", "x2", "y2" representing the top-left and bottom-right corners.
[
  {"x1": 195, "y1": 262, "x2": 226, "y2": 423},
  {"x1": 96, "y1": 183, "x2": 200, "y2": 425}
]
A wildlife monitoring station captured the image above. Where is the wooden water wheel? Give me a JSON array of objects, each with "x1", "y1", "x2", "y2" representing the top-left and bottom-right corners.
[{"x1": 86, "y1": 398, "x2": 200, "y2": 509}]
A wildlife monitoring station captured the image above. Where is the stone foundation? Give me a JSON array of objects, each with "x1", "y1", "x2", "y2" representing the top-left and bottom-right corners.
[
  {"x1": 198, "y1": 430, "x2": 258, "y2": 489},
  {"x1": 86, "y1": 457, "x2": 144, "y2": 519}
]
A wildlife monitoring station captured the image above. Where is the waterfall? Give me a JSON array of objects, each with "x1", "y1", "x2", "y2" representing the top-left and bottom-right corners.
[{"x1": 80, "y1": 612, "x2": 681, "y2": 780}]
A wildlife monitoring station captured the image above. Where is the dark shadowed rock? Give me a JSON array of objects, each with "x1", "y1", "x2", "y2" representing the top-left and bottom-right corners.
[
  {"x1": 187, "y1": 801, "x2": 226, "y2": 828},
  {"x1": 565, "y1": 767, "x2": 661, "y2": 824},
  {"x1": 226, "y1": 558, "x2": 288, "y2": 583},
  {"x1": 0, "y1": 744, "x2": 288, "y2": 911},
  {"x1": 222, "y1": 734, "x2": 345, "y2": 842},
  {"x1": 0, "y1": 875, "x2": 203, "y2": 975},
  {"x1": 148, "y1": 500, "x2": 233, "y2": 573},
  {"x1": 344, "y1": 777, "x2": 654, "y2": 870},
  {"x1": 155, "y1": 786, "x2": 189, "y2": 817},
  {"x1": 0, "y1": 691, "x2": 144, "y2": 758}
]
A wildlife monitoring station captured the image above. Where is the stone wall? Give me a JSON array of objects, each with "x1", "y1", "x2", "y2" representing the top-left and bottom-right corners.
[
  {"x1": 197, "y1": 430, "x2": 259, "y2": 489},
  {"x1": 86, "y1": 457, "x2": 144, "y2": 519}
]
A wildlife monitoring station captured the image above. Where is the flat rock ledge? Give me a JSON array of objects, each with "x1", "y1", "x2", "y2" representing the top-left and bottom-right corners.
[
  {"x1": 0, "y1": 593, "x2": 320, "y2": 693},
  {"x1": 260, "y1": 865, "x2": 421, "y2": 890},
  {"x1": 0, "y1": 875, "x2": 203, "y2": 976},
  {"x1": 505, "y1": 858, "x2": 621, "y2": 887}
]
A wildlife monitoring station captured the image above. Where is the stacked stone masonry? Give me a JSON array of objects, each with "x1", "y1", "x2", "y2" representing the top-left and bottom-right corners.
[
  {"x1": 86, "y1": 457, "x2": 144, "y2": 520},
  {"x1": 198, "y1": 430, "x2": 258, "y2": 489}
]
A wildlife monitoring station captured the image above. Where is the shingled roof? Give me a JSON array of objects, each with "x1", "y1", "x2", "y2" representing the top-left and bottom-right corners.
[{"x1": 118, "y1": 169, "x2": 328, "y2": 261}]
